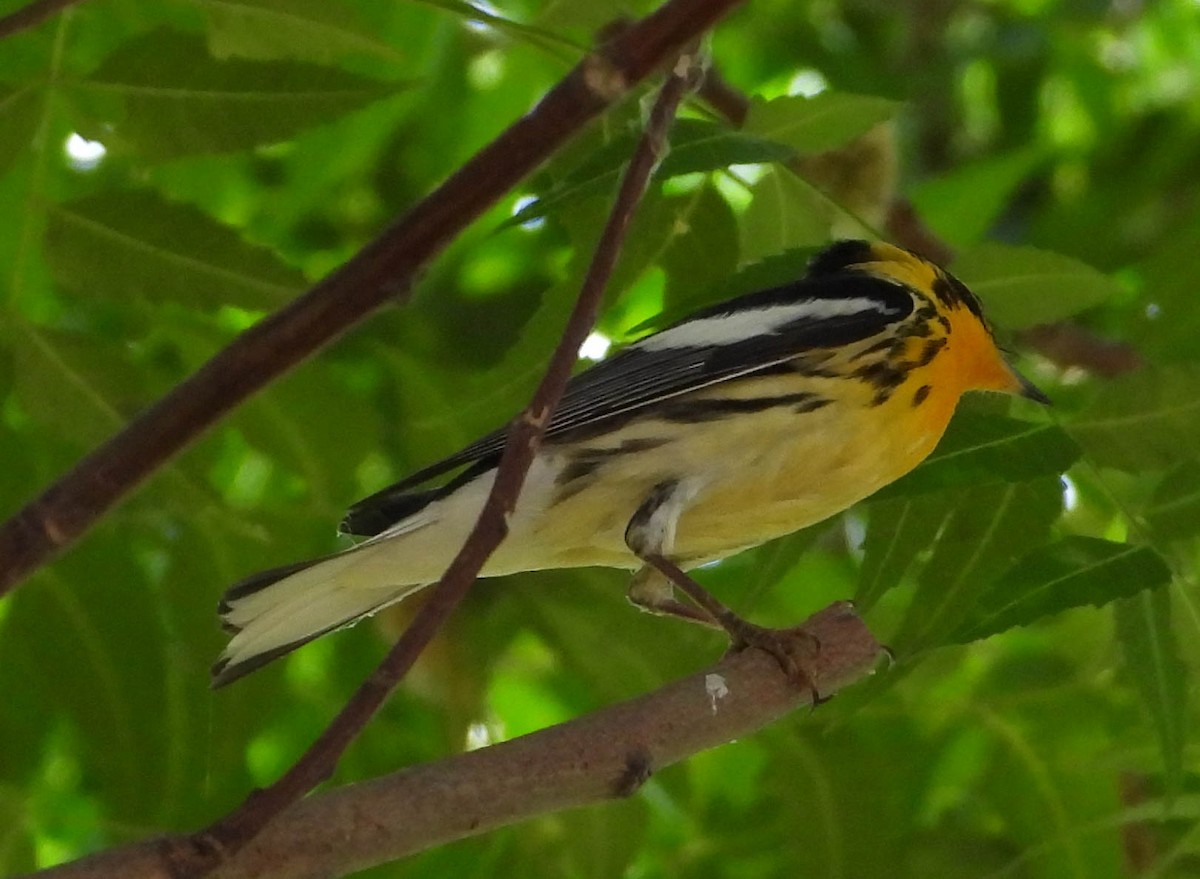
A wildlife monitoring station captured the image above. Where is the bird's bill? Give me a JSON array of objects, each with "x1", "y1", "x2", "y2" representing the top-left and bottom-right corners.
[{"x1": 1012, "y1": 366, "x2": 1051, "y2": 405}]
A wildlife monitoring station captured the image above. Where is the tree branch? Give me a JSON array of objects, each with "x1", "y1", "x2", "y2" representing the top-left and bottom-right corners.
[
  {"x1": 0, "y1": 0, "x2": 747, "y2": 598},
  {"x1": 0, "y1": 0, "x2": 88, "y2": 39},
  {"x1": 148, "y1": 45, "x2": 706, "y2": 879},
  {"x1": 32, "y1": 602, "x2": 883, "y2": 879}
]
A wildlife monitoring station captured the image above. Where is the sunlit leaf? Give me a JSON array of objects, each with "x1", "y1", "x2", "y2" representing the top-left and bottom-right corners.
[
  {"x1": 507, "y1": 119, "x2": 793, "y2": 226},
  {"x1": 45, "y1": 189, "x2": 306, "y2": 309},
  {"x1": 412, "y1": 0, "x2": 582, "y2": 54},
  {"x1": 909, "y1": 148, "x2": 1042, "y2": 248},
  {"x1": 949, "y1": 538, "x2": 1171, "y2": 644},
  {"x1": 743, "y1": 92, "x2": 898, "y2": 154},
  {"x1": 202, "y1": 0, "x2": 408, "y2": 64},
  {"x1": 624, "y1": 245, "x2": 820, "y2": 336},
  {"x1": 953, "y1": 243, "x2": 1124, "y2": 329},
  {"x1": 660, "y1": 183, "x2": 739, "y2": 310},
  {"x1": 738, "y1": 167, "x2": 831, "y2": 263},
  {"x1": 69, "y1": 29, "x2": 404, "y2": 158}
]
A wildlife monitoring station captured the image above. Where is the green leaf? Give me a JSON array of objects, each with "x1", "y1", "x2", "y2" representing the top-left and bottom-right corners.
[
  {"x1": 743, "y1": 92, "x2": 898, "y2": 154},
  {"x1": 0, "y1": 84, "x2": 39, "y2": 180},
  {"x1": 1130, "y1": 225, "x2": 1200, "y2": 363},
  {"x1": 10, "y1": 322, "x2": 142, "y2": 443},
  {"x1": 738, "y1": 167, "x2": 831, "y2": 263},
  {"x1": 952, "y1": 243, "x2": 1124, "y2": 329},
  {"x1": 412, "y1": 0, "x2": 581, "y2": 54},
  {"x1": 625, "y1": 246, "x2": 821, "y2": 337},
  {"x1": 0, "y1": 540, "x2": 171, "y2": 824},
  {"x1": 202, "y1": 0, "x2": 407, "y2": 64},
  {"x1": 718, "y1": 247, "x2": 818, "y2": 295},
  {"x1": 69, "y1": 29, "x2": 403, "y2": 159},
  {"x1": 660, "y1": 183, "x2": 739, "y2": 309},
  {"x1": 1115, "y1": 589, "x2": 1187, "y2": 793},
  {"x1": 1142, "y1": 459, "x2": 1200, "y2": 541},
  {"x1": 1069, "y1": 367, "x2": 1200, "y2": 472},
  {"x1": 874, "y1": 411, "x2": 1080, "y2": 499},
  {"x1": 507, "y1": 119, "x2": 793, "y2": 227},
  {"x1": 856, "y1": 492, "x2": 959, "y2": 611},
  {"x1": 556, "y1": 186, "x2": 737, "y2": 329},
  {"x1": 949, "y1": 537, "x2": 1171, "y2": 645},
  {"x1": 909, "y1": 148, "x2": 1042, "y2": 248},
  {"x1": 234, "y1": 362, "x2": 383, "y2": 505},
  {"x1": 45, "y1": 189, "x2": 306, "y2": 309},
  {"x1": 896, "y1": 477, "x2": 1064, "y2": 651}
]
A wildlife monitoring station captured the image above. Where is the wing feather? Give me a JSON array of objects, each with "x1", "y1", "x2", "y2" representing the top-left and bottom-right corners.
[{"x1": 342, "y1": 272, "x2": 914, "y2": 536}]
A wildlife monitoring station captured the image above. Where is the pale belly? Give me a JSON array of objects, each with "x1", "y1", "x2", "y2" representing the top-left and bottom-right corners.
[{"x1": 489, "y1": 387, "x2": 956, "y2": 574}]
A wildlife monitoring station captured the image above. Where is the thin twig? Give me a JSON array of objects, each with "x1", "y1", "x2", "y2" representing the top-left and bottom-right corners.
[
  {"x1": 0, "y1": 0, "x2": 87, "y2": 39},
  {"x1": 29, "y1": 603, "x2": 883, "y2": 879},
  {"x1": 0, "y1": 0, "x2": 747, "y2": 597},
  {"x1": 158, "y1": 49, "x2": 704, "y2": 879}
]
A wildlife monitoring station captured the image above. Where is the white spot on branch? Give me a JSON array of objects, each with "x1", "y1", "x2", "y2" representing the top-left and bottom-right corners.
[{"x1": 705, "y1": 673, "x2": 729, "y2": 714}]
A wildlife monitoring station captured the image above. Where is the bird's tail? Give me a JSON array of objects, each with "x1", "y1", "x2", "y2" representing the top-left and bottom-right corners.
[{"x1": 211, "y1": 541, "x2": 428, "y2": 688}]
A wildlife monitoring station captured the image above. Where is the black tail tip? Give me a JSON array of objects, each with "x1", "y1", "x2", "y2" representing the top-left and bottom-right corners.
[
  {"x1": 210, "y1": 657, "x2": 234, "y2": 689},
  {"x1": 209, "y1": 654, "x2": 264, "y2": 689}
]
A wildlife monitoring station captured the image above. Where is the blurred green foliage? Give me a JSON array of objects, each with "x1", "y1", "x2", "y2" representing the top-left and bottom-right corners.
[{"x1": 1, "y1": 0, "x2": 1200, "y2": 876}]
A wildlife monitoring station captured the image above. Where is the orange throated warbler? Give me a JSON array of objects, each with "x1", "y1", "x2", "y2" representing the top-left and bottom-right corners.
[{"x1": 212, "y1": 239, "x2": 1049, "y2": 687}]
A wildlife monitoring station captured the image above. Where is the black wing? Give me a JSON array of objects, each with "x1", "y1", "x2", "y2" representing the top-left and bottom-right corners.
[{"x1": 342, "y1": 271, "x2": 915, "y2": 536}]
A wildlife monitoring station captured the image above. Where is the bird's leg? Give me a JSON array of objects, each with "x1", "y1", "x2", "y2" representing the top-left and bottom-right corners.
[
  {"x1": 626, "y1": 565, "x2": 723, "y2": 628},
  {"x1": 624, "y1": 481, "x2": 820, "y2": 691}
]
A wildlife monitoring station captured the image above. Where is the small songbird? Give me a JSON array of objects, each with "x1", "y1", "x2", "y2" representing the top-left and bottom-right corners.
[{"x1": 211, "y1": 240, "x2": 1049, "y2": 687}]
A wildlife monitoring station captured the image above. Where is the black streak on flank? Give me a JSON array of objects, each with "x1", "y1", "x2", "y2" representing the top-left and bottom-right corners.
[
  {"x1": 795, "y1": 396, "x2": 833, "y2": 414},
  {"x1": 855, "y1": 361, "x2": 908, "y2": 391},
  {"x1": 556, "y1": 458, "x2": 603, "y2": 486},
  {"x1": 556, "y1": 438, "x2": 671, "y2": 487},
  {"x1": 916, "y1": 337, "x2": 948, "y2": 367},
  {"x1": 912, "y1": 384, "x2": 932, "y2": 407},
  {"x1": 850, "y1": 338, "x2": 897, "y2": 361},
  {"x1": 855, "y1": 360, "x2": 911, "y2": 407},
  {"x1": 657, "y1": 392, "x2": 826, "y2": 423}
]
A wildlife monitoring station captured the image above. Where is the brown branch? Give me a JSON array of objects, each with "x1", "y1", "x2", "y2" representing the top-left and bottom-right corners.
[
  {"x1": 0, "y1": 0, "x2": 747, "y2": 598},
  {"x1": 1018, "y1": 323, "x2": 1143, "y2": 378},
  {"x1": 0, "y1": 0, "x2": 88, "y2": 39},
  {"x1": 152, "y1": 48, "x2": 706, "y2": 879},
  {"x1": 31, "y1": 602, "x2": 883, "y2": 879}
]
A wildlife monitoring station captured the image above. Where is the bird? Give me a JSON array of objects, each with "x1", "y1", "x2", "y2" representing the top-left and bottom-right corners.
[{"x1": 211, "y1": 239, "x2": 1049, "y2": 687}]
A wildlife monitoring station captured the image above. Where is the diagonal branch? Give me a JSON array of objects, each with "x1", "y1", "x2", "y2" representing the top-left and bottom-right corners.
[
  {"x1": 157, "y1": 47, "x2": 706, "y2": 879},
  {"x1": 0, "y1": 0, "x2": 747, "y2": 598},
  {"x1": 32, "y1": 603, "x2": 883, "y2": 879}
]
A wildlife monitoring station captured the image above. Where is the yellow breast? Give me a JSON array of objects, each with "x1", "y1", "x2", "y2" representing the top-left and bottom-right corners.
[{"x1": 669, "y1": 367, "x2": 955, "y2": 563}]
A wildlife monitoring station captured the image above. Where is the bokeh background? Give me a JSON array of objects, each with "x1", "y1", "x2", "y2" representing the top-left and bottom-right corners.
[{"x1": 2, "y1": 0, "x2": 1200, "y2": 876}]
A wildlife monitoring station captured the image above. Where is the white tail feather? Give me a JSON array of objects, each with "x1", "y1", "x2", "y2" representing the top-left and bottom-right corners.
[{"x1": 213, "y1": 539, "x2": 432, "y2": 685}]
